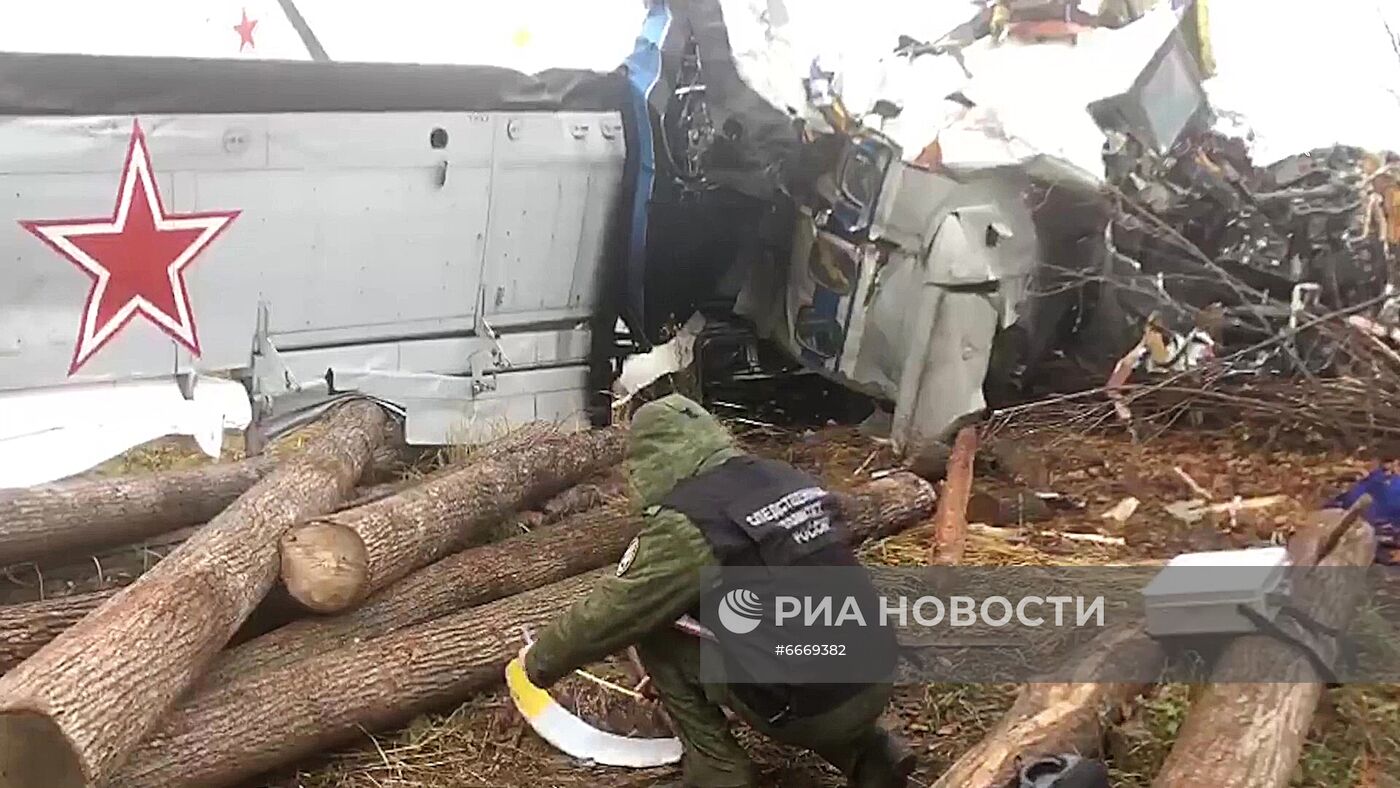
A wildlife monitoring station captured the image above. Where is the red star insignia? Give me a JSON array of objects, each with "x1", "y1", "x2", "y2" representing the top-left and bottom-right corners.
[
  {"x1": 20, "y1": 120, "x2": 240, "y2": 375},
  {"x1": 234, "y1": 8, "x2": 258, "y2": 51}
]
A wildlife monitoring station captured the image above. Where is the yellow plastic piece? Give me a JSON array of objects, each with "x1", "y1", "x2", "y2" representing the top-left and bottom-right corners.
[{"x1": 506, "y1": 657, "x2": 552, "y2": 719}]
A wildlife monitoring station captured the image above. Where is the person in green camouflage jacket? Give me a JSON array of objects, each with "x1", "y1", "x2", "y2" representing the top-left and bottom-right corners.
[{"x1": 523, "y1": 394, "x2": 913, "y2": 788}]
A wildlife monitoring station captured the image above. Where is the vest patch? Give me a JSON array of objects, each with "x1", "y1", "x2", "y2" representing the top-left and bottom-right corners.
[{"x1": 616, "y1": 536, "x2": 640, "y2": 576}]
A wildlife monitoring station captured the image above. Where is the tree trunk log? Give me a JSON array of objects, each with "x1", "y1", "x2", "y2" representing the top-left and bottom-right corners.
[
  {"x1": 930, "y1": 426, "x2": 977, "y2": 565},
  {"x1": 1150, "y1": 509, "x2": 1377, "y2": 788},
  {"x1": 113, "y1": 473, "x2": 937, "y2": 788},
  {"x1": 279, "y1": 427, "x2": 628, "y2": 613},
  {"x1": 837, "y1": 472, "x2": 939, "y2": 544},
  {"x1": 205, "y1": 471, "x2": 935, "y2": 688},
  {"x1": 0, "y1": 526, "x2": 194, "y2": 606},
  {"x1": 207, "y1": 503, "x2": 634, "y2": 687},
  {"x1": 117, "y1": 570, "x2": 604, "y2": 788},
  {"x1": 539, "y1": 475, "x2": 627, "y2": 521},
  {"x1": 933, "y1": 624, "x2": 1167, "y2": 788},
  {"x1": 0, "y1": 456, "x2": 276, "y2": 567},
  {"x1": 0, "y1": 589, "x2": 117, "y2": 674},
  {"x1": 0, "y1": 399, "x2": 388, "y2": 788},
  {"x1": 0, "y1": 425, "x2": 406, "y2": 570}
]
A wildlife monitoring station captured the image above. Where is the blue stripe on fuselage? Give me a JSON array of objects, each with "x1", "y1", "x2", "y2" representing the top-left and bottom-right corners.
[{"x1": 622, "y1": 1, "x2": 673, "y2": 333}]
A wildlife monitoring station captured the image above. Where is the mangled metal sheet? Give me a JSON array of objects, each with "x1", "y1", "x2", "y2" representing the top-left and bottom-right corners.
[{"x1": 711, "y1": 0, "x2": 1194, "y2": 181}]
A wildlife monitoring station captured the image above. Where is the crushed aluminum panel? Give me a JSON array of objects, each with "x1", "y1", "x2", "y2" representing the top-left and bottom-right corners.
[
  {"x1": 869, "y1": 162, "x2": 959, "y2": 253},
  {"x1": 393, "y1": 366, "x2": 591, "y2": 445},
  {"x1": 477, "y1": 113, "x2": 625, "y2": 320},
  {"x1": 0, "y1": 375, "x2": 250, "y2": 488},
  {"x1": 840, "y1": 248, "x2": 927, "y2": 397},
  {"x1": 252, "y1": 327, "x2": 592, "y2": 424},
  {"x1": 923, "y1": 173, "x2": 1040, "y2": 287},
  {"x1": 889, "y1": 287, "x2": 1000, "y2": 453}
]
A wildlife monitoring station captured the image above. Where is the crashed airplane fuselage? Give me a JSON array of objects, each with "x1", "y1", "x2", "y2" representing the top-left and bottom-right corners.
[{"x1": 0, "y1": 0, "x2": 1215, "y2": 486}]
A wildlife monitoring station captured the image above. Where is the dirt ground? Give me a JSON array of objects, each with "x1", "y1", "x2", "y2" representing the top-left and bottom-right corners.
[{"x1": 237, "y1": 419, "x2": 1398, "y2": 788}]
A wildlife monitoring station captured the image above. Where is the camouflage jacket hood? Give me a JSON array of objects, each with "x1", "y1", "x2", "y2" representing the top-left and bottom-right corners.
[{"x1": 626, "y1": 393, "x2": 743, "y2": 509}]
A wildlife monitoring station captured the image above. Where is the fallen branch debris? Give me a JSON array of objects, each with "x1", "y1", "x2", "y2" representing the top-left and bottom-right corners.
[{"x1": 930, "y1": 426, "x2": 978, "y2": 565}]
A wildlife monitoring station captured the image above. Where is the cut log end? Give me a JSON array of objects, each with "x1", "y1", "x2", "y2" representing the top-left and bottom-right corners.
[
  {"x1": 280, "y1": 522, "x2": 369, "y2": 614},
  {"x1": 0, "y1": 711, "x2": 85, "y2": 788}
]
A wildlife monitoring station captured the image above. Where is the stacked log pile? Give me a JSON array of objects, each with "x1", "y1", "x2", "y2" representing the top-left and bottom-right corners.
[
  {"x1": 0, "y1": 400, "x2": 1365, "y2": 788},
  {"x1": 0, "y1": 403, "x2": 937, "y2": 787}
]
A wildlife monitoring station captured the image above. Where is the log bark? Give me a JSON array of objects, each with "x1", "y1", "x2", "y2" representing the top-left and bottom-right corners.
[
  {"x1": 116, "y1": 570, "x2": 605, "y2": 788},
  {"x1": 0, "y1": 526, "x2": 194, "y2": 606},
  {"x1": 0, "y1": 399, "x2": 388, "y2": 788},
  {"x1": 539, "y1": 475, "x2": 626, "y2": 521},
  {"x1": 0, "y1": 456, "x2": 276, "y2": 567},
  {"x1": 0, "y1": 589, "x2": 117, "y2": 674},
  {"x1": 279, "y1": 426, "x2": 628, "y2": 613},
  {"x1": 1150, "y1": 509, "x2": 1377, "y2": 788},
  {"x1": 0, "y1": 425, "x2": 406, "y2": 570},
  {"x1": 113, "y1": 474, "x2": 937, "y2": 788},
  {"x1": 205, "y1": 471, "x2": 936, "y2": 688},
  {"x1": 933, "y1": 624, "x2": 1167, "y2": 788},
  {"x1": 930, "y1": 426, "x2": 978, "y2": 565},
  {"x1": 206, "y1": 503, "x2": 634, "y2": 687}
]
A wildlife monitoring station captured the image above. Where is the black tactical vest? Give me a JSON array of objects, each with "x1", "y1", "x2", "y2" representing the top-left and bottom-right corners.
[{"x1": 663, "y1": 455, "x2": 894, "y2": 723}]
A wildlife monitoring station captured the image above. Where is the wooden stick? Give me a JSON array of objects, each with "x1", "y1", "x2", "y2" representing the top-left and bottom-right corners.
[{"x1": 931, "y1": 426, "x2": 978, "y2": 565}]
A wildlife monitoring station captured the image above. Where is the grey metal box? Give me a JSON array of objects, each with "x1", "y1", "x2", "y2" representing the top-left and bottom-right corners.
[{"x1": 1141, "y1": 547, "x2": 1291, "y2": 637}]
